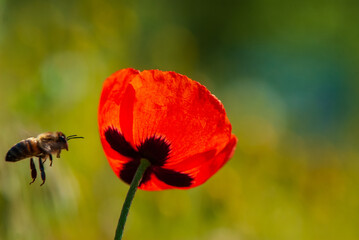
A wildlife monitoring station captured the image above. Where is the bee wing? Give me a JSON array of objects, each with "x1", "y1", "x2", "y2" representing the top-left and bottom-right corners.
[
  {"x1": 41, "y1": 144, "x2": 52, "y2": 153},
  {"x1": 37, "y1": 140, "x2": 52, "y2": 154}
]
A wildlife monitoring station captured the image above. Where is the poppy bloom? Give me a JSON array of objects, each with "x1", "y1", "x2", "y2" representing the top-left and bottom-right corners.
[{"x1": 98, "y1": 68, "x2": 237, "y2": 191}]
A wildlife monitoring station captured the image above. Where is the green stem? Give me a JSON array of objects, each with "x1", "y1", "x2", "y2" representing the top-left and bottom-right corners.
[{"x1": 114, "y1": 158, "x2": 150, "y2": 240}]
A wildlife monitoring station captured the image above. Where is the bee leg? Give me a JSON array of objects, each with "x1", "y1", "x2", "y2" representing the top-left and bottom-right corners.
[
  {"x1": 38, "y1": 157, "x2": 46, "y2": 186},
  {"x1": 29, "y1": 158, "x2": 37, "y2": 185},
  {"x1": 56, "y1": 150, "x2": 61, "y2": 158},
  {"x1": 49, "y1": 154, "x2": 53, "y2": 167}
]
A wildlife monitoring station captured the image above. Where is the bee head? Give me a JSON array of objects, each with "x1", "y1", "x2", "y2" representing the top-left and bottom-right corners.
[
  {"x1": 37, "y1": 132, "x2": 83, "y2": 153},
  {"x1": 57, "y1": 132, "x2": 69, "y2": 151}
]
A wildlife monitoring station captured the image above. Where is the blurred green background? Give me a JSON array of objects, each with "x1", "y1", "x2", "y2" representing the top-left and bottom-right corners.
[{"x1": 1, "y1": 0, "x2": 359, "y2": 239}]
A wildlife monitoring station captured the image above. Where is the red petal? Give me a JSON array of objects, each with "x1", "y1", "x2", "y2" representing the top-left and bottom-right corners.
[
  {"x1": 130, "y1": 70, "x2": 233, "y2": 161},
  {"x1": 138, "y1": 134, "x2": 237, "y2": 191},
  {"x1": 98, "y1": 69, "x2": 139, "y2": 171},
  {"x1": 98, "y1": 68, "x2": 237, "y2": 190},
  {"x1": 180, "y1": 134, "x2": 237, "y2": 188}
]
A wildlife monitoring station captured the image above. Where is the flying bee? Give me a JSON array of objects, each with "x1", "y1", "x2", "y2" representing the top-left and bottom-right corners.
[{"x1": 5, "y1": 132, "x2": 83, "y2": 186}]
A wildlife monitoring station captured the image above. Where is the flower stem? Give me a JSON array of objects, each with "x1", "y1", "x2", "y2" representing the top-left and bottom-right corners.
[{"x1": 114, "y1": 158, "x2": 150, "y2": 240}]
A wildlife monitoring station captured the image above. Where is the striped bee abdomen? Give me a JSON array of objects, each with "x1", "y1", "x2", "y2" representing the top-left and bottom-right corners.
[{"x1": 5, "y1": 139, "x2": 40, "y2": 162}]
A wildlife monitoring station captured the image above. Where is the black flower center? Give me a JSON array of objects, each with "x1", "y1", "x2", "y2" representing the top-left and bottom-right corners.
[
  {"x1": 137, "y1": 135, "x2": 170, "y2": 166},
  {"x1": 104, "y1": 127, "x2": 193, "y2": 187}
]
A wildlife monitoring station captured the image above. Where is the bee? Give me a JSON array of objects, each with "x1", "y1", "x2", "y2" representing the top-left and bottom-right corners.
[{"x1": 5, "y1": 132, "x2": 83, "y2": 186}]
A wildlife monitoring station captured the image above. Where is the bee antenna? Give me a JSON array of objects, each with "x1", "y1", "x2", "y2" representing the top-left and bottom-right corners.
[{"x1": 67, "y1": 135, "x2": 84, "y2": 141}]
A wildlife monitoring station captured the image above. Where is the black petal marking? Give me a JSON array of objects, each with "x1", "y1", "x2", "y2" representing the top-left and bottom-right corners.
[
  {"x1": 104, "y1": 127, "x2": 138, "y2": 158},
  {"x1": 119, "y1": 160, "x2": 155, "y2": 186},
  {"x1": 105, "y1": 129, "x2": 191, "y2": 188},
  {"x1": 137, "y1": 135, "x2": 170, "y2": 166},
  {"x1": 119, "y1": 160, "x2": 140, "y2": 184},
  {"x1": 139, "y1": 168, "x2": 153, "y2": 186},
  {"x1": 154, "y1": 168, "x2": 193, "y2": 187}
]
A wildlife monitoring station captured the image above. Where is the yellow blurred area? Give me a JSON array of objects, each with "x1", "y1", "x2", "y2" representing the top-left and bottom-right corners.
[{"x1": 1, "y1": 0, "x2": 359, "y2": 239}]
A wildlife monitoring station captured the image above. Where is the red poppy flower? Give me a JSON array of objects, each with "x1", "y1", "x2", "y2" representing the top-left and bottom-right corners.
[{"x1": 98, "y1": 68, "x2": 237, "y2": 191}]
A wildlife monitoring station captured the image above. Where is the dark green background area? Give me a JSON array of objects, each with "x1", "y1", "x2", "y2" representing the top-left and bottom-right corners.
[{"x1": 1, "y1": 1, "x2": 358, "y2": 239}]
